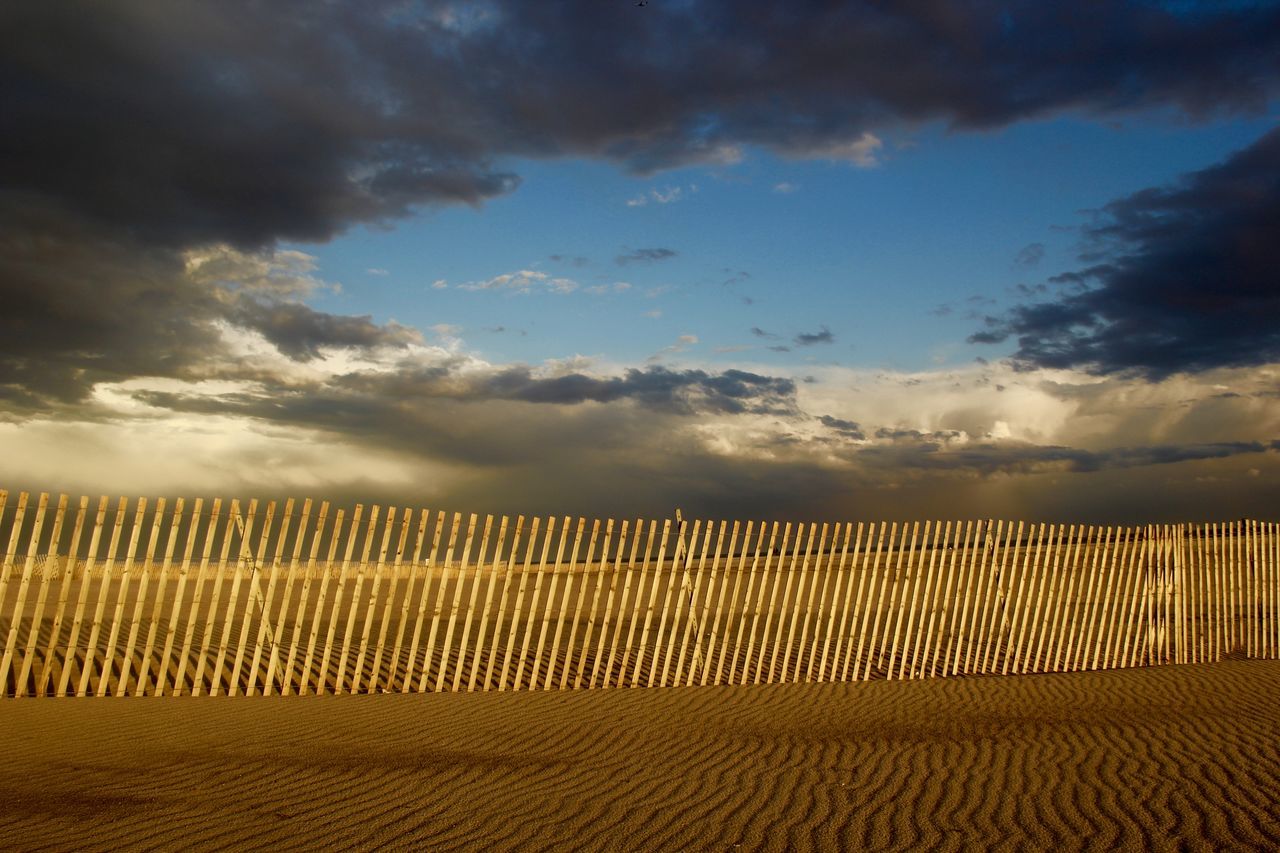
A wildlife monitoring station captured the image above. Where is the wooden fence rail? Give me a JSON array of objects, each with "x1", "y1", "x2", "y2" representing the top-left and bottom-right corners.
[{"x1": 1, "y1": 490, "x2": 1276, "y2": 697}]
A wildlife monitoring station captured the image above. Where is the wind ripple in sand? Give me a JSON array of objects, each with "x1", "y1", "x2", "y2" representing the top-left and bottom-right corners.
[{"x1": 1, "y1": 661, "x2": 1279, "y2": 851}]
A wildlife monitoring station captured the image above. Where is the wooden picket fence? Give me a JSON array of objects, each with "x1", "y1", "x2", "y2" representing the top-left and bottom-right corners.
[{"x1": 1, "y1": 489, "x2": 1277, "y2": 697}]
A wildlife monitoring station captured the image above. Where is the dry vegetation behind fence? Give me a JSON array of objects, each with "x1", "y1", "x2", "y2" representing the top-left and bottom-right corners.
[{"x1": 1, "y1": 490, "x2": 1277, "y2": 698}]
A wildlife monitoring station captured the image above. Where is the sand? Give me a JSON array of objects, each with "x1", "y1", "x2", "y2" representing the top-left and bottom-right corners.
[{"x1": 2, "y1": 660, "x2": 1279, "y2": 851}]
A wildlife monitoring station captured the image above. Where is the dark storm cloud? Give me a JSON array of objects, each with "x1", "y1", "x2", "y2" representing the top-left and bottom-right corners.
[
  {"x1": 0, "y1": 205, "x2": 421, "y2": 405},
  {"x1": 794, "y1": 326, "x2": 835, "y2": 346},
  {"x1": 5, "y1": 1, "x2": 1280, "y2": 252},
  {"x1": 615, "y1": 247, "x2": 678, "y2": 266},
  {"x1": 130, "y1": 362, "x2": 800, "y2": 472},
  {"x1": 972, "y1": 128, "x2": 1280, "y2": 377},
  {"x1": 0, "y1": 207, "x2": 224, "y2": 404},
  {"x1": 856, "y1": 438, "x2": 1279, "y2": 477},
  {"x1": 1014, "y1": 243, "x2": 1046, "y2": 267},
  {"x1": 229, "y1": 299, "x2": 421, "y2": 361},
  {"x1": 138, "y1": 363, "x2": 797, "y2": 426},
  {"x1": 874, "y1": 427, "x2": 965, "y2": 442},
  {"x1": 818, "y1": 415, "x2": 865, "y2": 441},
  {"x1": 343, "y1": 364, "x2": 799, "y2": 415}
]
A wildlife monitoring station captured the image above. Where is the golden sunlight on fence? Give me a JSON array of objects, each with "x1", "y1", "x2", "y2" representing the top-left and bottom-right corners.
[{"x1": 1, "y1": 490, "x2": 1276, "y2": 697}]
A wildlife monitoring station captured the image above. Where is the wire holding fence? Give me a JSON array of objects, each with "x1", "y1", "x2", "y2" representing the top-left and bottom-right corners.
[{"x1": 1, "y1": 489, "x2": 1276, "y2": 697}]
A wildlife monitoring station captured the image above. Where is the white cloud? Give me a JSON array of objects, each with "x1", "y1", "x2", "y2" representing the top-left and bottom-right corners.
[
  {"x1": 0, "y1": 415, "x2": 463, "y2": 499},
  {"x1": 773, "y1": 182, "x2": 799, "y2": 194},
  {"x1": 585, "y1": 281, "x2": 632, "y2": 295},
  {"x1": 431, "y1": 278, "x2": 449, "y2": 289},
  {"x1": 650, "y1": 333, "x2": 700, "y2": 360},
  {"x1": 795, "y1": 132, "x2": 884, "y2": 168},
  {"x1": 457, "y1": 269, "x2": 578, "y2": 294},
  {"x1": 184, "y1": 245, "x2": 335, "y2": 299},
  {"x1": 366, "y1": 267, "x2": 389, "y2": 276},
  {"x1": 626, "y1": 184, "x2": 699, "y2": 207}
]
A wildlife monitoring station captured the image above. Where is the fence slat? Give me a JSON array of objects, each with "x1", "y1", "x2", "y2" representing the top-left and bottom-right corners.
[
  {"x1": 317, "y1": 505, "x2": 361, "y2": 695},
  {"x1": 389, "y1": 508, "x2": 430, "y2": 693},
  {"x1": 332, "y1": 504, "x2": 378, "y2": 694},
  {"x1": 283, "y1": 500, "x2": 326, "y2": 696},
  {"x1": 190, "y1": 499, "x2": 240, "y2": 696},
  {"x1": 1013, "y1": 522, "x2": 1052, "y2": 674},
  {"x1": 518, "y1": 516, "x2": 560, "y2": 691},
  {"x1": 618, "y1": 519, "x2": 656, "y2": 688},
  {"x1": 541, "y1": 517, "x2": 582, "y2": 691},
  {"x1": 816, "y1": 522, "x2": 855, "y2": 683},
  {"x1": 885, "y1": 521, "x2": 919, "y2": 681},
  {"x1": 662, "y1": 519, "x2": 701, "y2": 688},
  {"x1": 38, "y1": 496, "x2": 90, "y2": 696},
  {"x1": 94, "y1": 496, "x2": 146, "y2": 697},
  {"x1": 529, "y1": 512, "x2": 570, "y2": 691},
  {"x1": 1109, "y1": 526, "x2": 1142, "y2": 669},
  {"x1": 827, "y1": 522, "x2": 867, "y2": 682},
  {"x1": 248, "y1": 498, "x2": 296, "y2": 696},
  {"x1": 782, "y1": 523, "x2": 820, "y2": 683},
  {"x1": 155, "y1": 498, "x2": 203, "y2": 696},
  {"x1": 598, "y1": 519, "x2": 638, "y2": 689},
  {"x1": 458, "y1": 514, "x2": 499, "y2": 693},
  {"x1": 116, "y1": 498, "x2": 166, "y2": 695},
  {"x1": 895, "y1": 521, "x2": 931, "y2": 681},
  {"x1": 726, "y1": 521, "x2": 767, "y2": 686},
  {"x1": 485, "y1": 515, "x2": 525, "y2": 691},
  {"x1": 504, "y1": 516, "x2": 546, "y2": 691},
  {"x1": 952, "y1": 519, "x2": 984, "y2": 676},
  {"x1": 928, "y1": 521, "x2": 965, "y2": 678},
  {"x1": 471, "y1": 514, "x2": 509, "y2": 686},
  {"x1": 179, "y1": 499, "x2": 226, "y2": 696},
  {"x1": 134, "y1": 498, "x2": 185, "y2": 695},
  {"x1": 207, "y1": 498, "x2": 252, "y2": 697},
  {"x1": 368, "y1": 507, "x2": 412, "y2": 693},
  {"x1": 686, "y1": 520, "x2": 727, "y2": 687},
  {"x1": 15, "y1": 494, "x2": 68, "y2": 697},
  {"x1": 1065, "y1": 525, "x2": 1103, "y2": 672},
  {"x1": 907, "y1": 521, "x2": 944, "y2": 679},
  {"x1": 564, "y1": 518, "x2": 601, "y2": 690},
  {"x1": 226, "y1": 500, "x2": 276, "y2": 697},
  {"x1": 1026, "y1": 523, "x2": 1063, "y2": 673},
  {"x1": 754, "y1": 522, "x2": 792, "y2": 685},
  {"x1": 637, "y1": 519, "x2": 676, "y2": 689},
  {"x1": 0, "y1": 492, "x2": 29, "y2": 670},
  {"x1": 352, "y1": 506, "x2": 397, "y2": 694},
  {"x1": 437, "y1": 513, "x2": 480, "y2": 692},
  {"x1": 404, "y1": 509, "x2": 445, "y2": 692},
  {"x1": 576, "y1": 518, "x2": 614, "y2": 690},
  {"x1": 845, "y1": 522, "x2": 883, "y2": 681},
  {"x1": 3, "y1": 493, "x2": 48, "y2": 695}
]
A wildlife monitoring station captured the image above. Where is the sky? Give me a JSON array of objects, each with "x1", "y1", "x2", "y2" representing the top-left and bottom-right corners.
[{"x1": 2, "y1": 1, "x2": 1279, "y2": 525}]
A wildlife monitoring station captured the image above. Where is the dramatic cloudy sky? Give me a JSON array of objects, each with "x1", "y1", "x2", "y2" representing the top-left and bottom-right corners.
[{"x1": 3, "y1": 0, "x2": 1279, "y2": 524}]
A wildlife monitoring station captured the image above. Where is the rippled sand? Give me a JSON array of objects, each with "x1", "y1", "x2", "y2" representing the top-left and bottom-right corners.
[{"x1": 2, "y1": 660, "x2": 1279, "y2": 851}]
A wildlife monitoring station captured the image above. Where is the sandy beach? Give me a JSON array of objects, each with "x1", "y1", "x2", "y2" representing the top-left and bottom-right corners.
[{"x1": 2, "y1": 659, "x2": 1278, "y2": 851}]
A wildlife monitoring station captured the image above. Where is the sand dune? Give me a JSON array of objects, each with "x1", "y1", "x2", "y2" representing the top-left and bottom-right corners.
[{"x1": 2, "y1": 659, "x2": 1279, "y2": 850}]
